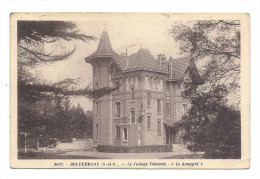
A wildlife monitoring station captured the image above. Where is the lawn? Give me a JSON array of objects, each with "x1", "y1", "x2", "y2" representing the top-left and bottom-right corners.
[
  {"x1": 18, "y1": 151, "x2": 101, "y2": 159},
  {"x1": 18, "y1": 151, "x2": 204, "y2": 159}
]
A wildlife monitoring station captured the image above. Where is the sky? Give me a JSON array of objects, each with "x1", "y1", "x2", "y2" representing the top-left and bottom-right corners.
[{"x1": 35, "y1": 13, "x2": 183, "y2": 111}]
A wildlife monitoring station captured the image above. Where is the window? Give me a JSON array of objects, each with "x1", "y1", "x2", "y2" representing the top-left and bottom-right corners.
[
  {"x1": 183, "y1": 104, "x2": 187, "y2": 115},
  {"x1": 147, "y1": 116, "x2": 151, "y2": 130},
  {"x1": 138, "y1": 76, "x2": 142, "y2": 90},
  {"x1": 131, "y1": 109, "x2": 135, "y2": 123},
  {"x1": 116, "y1": 102, "x2": 121, "y2": 117},
  {"x1": 96, "y1": 124, "x2": 99, "y2": 140},
  {"x1": 157, "y1": 120, "x2": 161, "y2": 135},
  {"x1": 116, "y1": 81, "x2": 119, "y2": 92},
  {"x1": 123, "y1": 128, "x2": 128, "y2": 140},
  {"x1": 97, "y1": 64, "x2": 100, "y2": 74},
  {"x1": 96, "y1": 82, "x2": 99, "y2": 90},
  {"x1": 96, "y1": 102, "x2": 99, "y2": 114},
  {"x1": 158, "y1": 79, "x2": 161, "y2": 89},
  {"x1": 116, "y1": 126, "x2": 120, "y2": 140},
  {"x1": 147, "y1": 93, "x2": 151, "y2": 106},
  {"x1": 166, "y1": 83, "x2": 170, "y2": 93},
  {"x1": 131, "y1": 87, "x2": 135, "y2": 100},
  {"x1": 166, "y1": 103, "x2": 170, "y2": 115},
  {"x1": 150, "y1": 77, "x2": 153, "y2": 89},
  {"x1": 157, "y1": 100, "x2": 161, "y2": 113},
  {"x1": 93, "y1": 66, "x2": 96, "y2": 74}
]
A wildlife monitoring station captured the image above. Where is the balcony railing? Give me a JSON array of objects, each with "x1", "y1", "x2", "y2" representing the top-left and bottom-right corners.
[{"x1": 119, "y1": 116, "x2": 143, "y2": 124}]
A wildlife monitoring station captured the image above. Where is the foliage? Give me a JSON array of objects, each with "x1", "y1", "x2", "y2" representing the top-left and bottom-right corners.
[
  {"x1": 18, "y1": 98, "x2": 93, "y2": 148},
  {"x1": 18, "y1": 21, "x2": 94, "y2": 43},
  {"x1": 180, "y1": 85, "x2": 241, "y2": 158},
  {"x1": 170, "y1": 20, "x2": 241, "y2": 158},
  {"x1": 170, "y1": 20, "x2": 240, "y2": 92},
  {"x1": 18, "y1": 20, "x2": 117, "y2": 102},
  {"x1": 17, "y1": 21, "x2": 119, "y2": 149},
  {"x1": 18, "y1": 21, "x2": 95, "y2": 64},
  {"x1": 18, "y1": 79, "x2": 118, "y2": 103}
]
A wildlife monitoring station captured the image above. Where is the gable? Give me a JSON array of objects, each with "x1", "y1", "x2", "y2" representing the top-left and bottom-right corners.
[
  {"x1": 170, "y1": 57, "x2": 191, "y2": 80},
  {"x1": 180, "y1": 59, "x2": 203, "y2": 85}
]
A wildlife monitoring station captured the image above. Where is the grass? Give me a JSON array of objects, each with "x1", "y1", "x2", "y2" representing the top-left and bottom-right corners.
[
  {"x1": 18, "y1": 150, "x2": 204, "y2": 159},
  {"x1": 18, "y1": 151, "x2": 101, "y2": 159}
]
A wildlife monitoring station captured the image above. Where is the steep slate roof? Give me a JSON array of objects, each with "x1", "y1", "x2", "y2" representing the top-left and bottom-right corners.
[
  {"x1": 85, "y1": 29, "x2": 113, "y2": 60},
  {"x1": 169, "y1": 57, "x2": 191, "y2": 80},
  {"x1": 85, "y1": 29, "x2": 127, "y2": 69},
  {"x1": 112, "y1": 51, "x2": 127, "y2": 70},
  {"x1": 85, "y1": 29, "x2": 198, "y2": 81},
  {"x1": 125, "y1": 48, "x2": 167, "y2": 73}
]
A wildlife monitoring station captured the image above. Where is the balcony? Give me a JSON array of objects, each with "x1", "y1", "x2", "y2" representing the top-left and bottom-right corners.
[{"x1": 117, "y1": 116, "x2": 143, "y2": 125}]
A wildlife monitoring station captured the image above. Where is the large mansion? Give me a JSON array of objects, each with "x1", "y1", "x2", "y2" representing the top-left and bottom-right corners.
[{"x1": 85, "y1": 28, "x2": 201, "y2": 146}]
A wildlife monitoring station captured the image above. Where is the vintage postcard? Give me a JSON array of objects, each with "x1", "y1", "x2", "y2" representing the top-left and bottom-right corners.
[{"x1": 10, "y1": 12, "x2": 250, "y2": 169}]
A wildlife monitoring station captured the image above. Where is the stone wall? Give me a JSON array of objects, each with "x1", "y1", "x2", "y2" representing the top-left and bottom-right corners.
[{"x1": 56, "y1": 139, "x2": 93, "y2": 151}]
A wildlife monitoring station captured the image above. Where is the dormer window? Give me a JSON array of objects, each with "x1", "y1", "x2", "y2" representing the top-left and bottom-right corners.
[{"x1": 150, "y1": 77, "x2": 153, "y2": 89}]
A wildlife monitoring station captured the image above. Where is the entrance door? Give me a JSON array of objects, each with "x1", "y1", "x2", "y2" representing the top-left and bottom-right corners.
[
  {"x1": 165, "y1": 127, "x2": 174, "y2": 144},
  {"x1": 173, "y1": 129, "x2": 182, "y2": 144}
]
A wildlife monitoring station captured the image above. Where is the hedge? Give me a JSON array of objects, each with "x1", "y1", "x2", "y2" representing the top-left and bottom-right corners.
[{"x1": 96, "y1": 145, "x2": 173, "y2": 153}]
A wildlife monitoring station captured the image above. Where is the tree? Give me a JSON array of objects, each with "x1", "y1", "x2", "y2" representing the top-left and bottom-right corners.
[
  {"x1": 46, "y1": 99, "x2": 93, "y2": 143},
  {"x1": 18, "y1": 21, "x2": 118, "y2": 102},
  {"x1": 17, "y1": 21, "x2": 116, "y2": 148},
  {"x1": 170, "y1": 20, "x2": 240, "y2": 95},
  {"x1": 18, "y1": 97, "x2": 94, "y2": 148},
  {"x1": 170, "y1": 20, "x2": 241, "y2": 158}
]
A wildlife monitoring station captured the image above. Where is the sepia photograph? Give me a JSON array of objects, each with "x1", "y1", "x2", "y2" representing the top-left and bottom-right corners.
[{"x1": 10, "y1": 12, "x2": 250, "y2": 168}]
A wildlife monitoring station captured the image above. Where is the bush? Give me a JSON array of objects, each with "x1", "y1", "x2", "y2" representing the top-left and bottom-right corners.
[{"x1": 96, "y1": 145, "x2": 172, "y2": 153}]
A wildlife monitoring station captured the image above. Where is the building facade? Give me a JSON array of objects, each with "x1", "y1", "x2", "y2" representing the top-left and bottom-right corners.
[{"x1": 85, "y1": 29, "x2": 201, "y2": 146}]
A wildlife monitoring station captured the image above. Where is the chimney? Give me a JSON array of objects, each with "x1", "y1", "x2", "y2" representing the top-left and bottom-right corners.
[
  {"x1": 158, "y1": 54, "x2": 167, "y2": 68},
  {"x1": 161, "y1": 54, "x2": 166, "y2": 64},
  {"x1": 121, "y1": 52, "x2": 127, "y2": 57}
]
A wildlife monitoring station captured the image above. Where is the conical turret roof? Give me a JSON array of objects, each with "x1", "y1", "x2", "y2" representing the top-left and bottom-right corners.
[
  {"x1": 85, "y1": 28, "x2": 127, "y2": 69},
  {"x1": 85, "y1": 28, "x2": 114, "y2": 61},
  {"x1": 95, "y1": 28, "x2": 114, "y2": 56}
]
